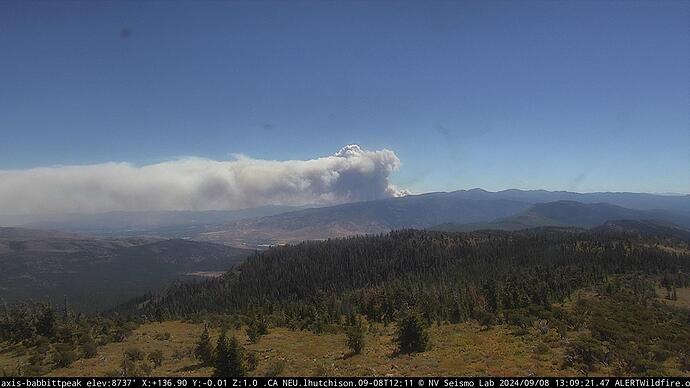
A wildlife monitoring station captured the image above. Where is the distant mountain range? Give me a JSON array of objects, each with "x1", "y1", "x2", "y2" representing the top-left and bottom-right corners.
[
  {"x1": 1, "y1": 188, "x2": 688, "y2": 247},
  {"x1": 0, "y1": 227, "x2": 252, "y2": 311},
  {"x1": 198, "y1": 194, "x2": 531, "y2": 246},
  {"x1": 443, "y1": 188, "x2": 690, "y2": 212},
  {"x1": 432, "y1": 200, "x2": 690, "y2": 233},
  {"x1": 198, "y1": 189, "x2": 689, "y2": 246}
]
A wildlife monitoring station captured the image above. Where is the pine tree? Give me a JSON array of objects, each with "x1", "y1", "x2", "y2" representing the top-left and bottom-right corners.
[
  {"x1": 225, "y1": 336, "x2": 247, "y2": 376},
  {"x1": 213, "y1": 332, "x2": 246, "y2": 377},
  {"x1": 194, "y1": 326, "x2": 214, "y2": 366},
  {"x1": 346, "y1": 320, "x2": 365, "y2": 354},
  {"x1": 246, "y1": 316, "x2": 267, "y2": 344},
  {"x1": 213, "y1": 331, "x2": 229, "y2": 376},
  {"x1": 35, "y1": 305, "x2": 56, "y2": 338},
  {"x1": 482, "y1": 280, "x2": 499, "y2": 313},
  {"x1": 395, "y1": 312, "x2": 429, "y2": 354}
]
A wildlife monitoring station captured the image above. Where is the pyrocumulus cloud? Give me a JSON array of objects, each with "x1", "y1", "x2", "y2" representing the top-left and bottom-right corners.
[{"x1": 0, "y1": 145, "x2": 408, "y2": 215}]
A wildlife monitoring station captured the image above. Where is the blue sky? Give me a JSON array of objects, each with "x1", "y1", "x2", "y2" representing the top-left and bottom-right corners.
[{"x1": 1, "y1": 0, "x2": 688, "y2": 195}]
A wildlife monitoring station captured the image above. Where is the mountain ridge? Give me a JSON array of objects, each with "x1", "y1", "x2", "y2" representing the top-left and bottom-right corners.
[
  {"x1": 197, "y1": 189, "x2": 689, "y2": 246},
  {"x1": 430, "y1": 200, "x2": 690, "y2": 234}
]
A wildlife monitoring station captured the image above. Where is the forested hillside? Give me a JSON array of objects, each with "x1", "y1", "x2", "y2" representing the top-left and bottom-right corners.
[
  {"x1": 123, "y1": 229, "x2": 690, "y2": 376},
  {"x1": 592, "y1": 220, "x2": 690, "y2": 242},
  {"x1": 3, "y1": 229, "x2": 690, "y2": 376},
  {"x1": 137, "y1": 229, "x2": 690, "y2": 325}
]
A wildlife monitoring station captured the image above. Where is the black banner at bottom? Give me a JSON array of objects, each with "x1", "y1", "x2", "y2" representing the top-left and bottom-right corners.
[{"x1": 0, "y1": 377, "x2": 689, "y2": 388}]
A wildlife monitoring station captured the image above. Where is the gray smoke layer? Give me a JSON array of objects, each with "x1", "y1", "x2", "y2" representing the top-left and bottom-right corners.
[{"x1": 0, "y1": 145, "x2": 408, "y2": 215}]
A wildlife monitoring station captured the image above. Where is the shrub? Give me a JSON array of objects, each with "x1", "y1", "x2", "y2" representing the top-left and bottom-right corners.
[
  {"x1": 154, "y1": 332, "x2": 171, "y2": 341},
  {"x1": 172, "y1": 348, "x2": 186, "y2": 361},
  {"x1": 680, "y1": 352, "x2": 690, "y2": 372},
  {"x1": 346, "y1": 322, "x2": 365, "y2": 354},
  {"x1": 505, "y1": 309, "x2": 534, "y2": 329},
  {"x1": 265, "y1": 360, "x2": 286, "y2": 377},
  {"x1": 49, "y1": 343, "x2": 78, "y2": 368},
  {"x1": 78, "y1": 333, "x2": 98, "y2": 359},
  {"x1": 556, "y1": 321, "x2": 567, "y2": 339},
  {"x1": 476, "y1": 310, "x2": 496, "y2": 330},
  {"x1": 124, "y1": 347, "x2": 144, "y2": 362},
  {"x1": 148, "y1": 349, "x2": 164, "y2": 368},
  {"x1": 81, "y1": 341, "x2": 98, "y2": 359},
  {"x1": 534, "y1": 342, "x2": 550, "y2": 355},
  {"x1": 246, "y1": 352, "x2": 258, "y2": 371},
  {"x1": 139, "y1": 361, "x2": 153, "y2": 376},
  {"x1": 23, "y1": 353, "x2": 45, "y2": 376},
  {"x1": 120, "y1": 357, "x2": 140, "y2": 377},
  {"x1": 565, "y1": 335, "x2": 605, "y2": 372}
]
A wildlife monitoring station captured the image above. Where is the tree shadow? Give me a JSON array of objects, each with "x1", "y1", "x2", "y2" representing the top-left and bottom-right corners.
[
  {"x1": 341, "y1": 351, "x2": 359, "y2": 360},
  {"x1": 174, "y1": 362, "x2": 206, "y2": 372},
  {"x1": 388, "y1": 349, "x2": 409, "y2": 358}
]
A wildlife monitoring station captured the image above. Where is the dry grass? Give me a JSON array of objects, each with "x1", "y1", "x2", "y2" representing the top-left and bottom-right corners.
[
  {"x1": 32, "y1": 320, "x2": 581, "y2": 377},
  {"x1": 4, "y1": 286, "x2": 688, "y2": 377},
  {"x1": 0, "y1": 342, "x2": 28, "y2": 374},
  {"x1": 656, "y1": 286, "x2": 690, "y2": 310}
]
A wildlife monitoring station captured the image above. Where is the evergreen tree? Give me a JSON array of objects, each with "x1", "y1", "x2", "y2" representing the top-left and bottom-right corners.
[
  {"x1": 482, "y1": 280, "x2": 499, "y2": 313},
  {"x1": 212, "y1": 330, "x2": 229, "y2": 376},
  {"x1": 35, "y1": 305, "x2": 56, "y2": 339},
  {"x1": 395, "y1": 312, "x2": 429, "y2": 354},
  {"x1": 194, "y1": 326, "x2": 214, "y2": 366},
  {"x1": 226, "y1": 336, "x2": 247, "y2": 376},
  {"x1": 346, "y1": 320, "x2": 365, "y2": 354},
  {"x1": 246, "y1": 316, "x2": 268, "y2": 344},
  {"x1": 213, "y1": 332, "x2": 246, "y2": 377}
]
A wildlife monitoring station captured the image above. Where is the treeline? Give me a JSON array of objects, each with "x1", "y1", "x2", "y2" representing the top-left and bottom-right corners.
[{"x1": 135, "y1": 229, "x2": 690, "y2": 327}]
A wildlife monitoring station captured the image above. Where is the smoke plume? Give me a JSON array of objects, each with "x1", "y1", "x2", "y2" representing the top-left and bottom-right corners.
[{"x1": 0, "y1": 145, "x2": 408, "y2": 215}]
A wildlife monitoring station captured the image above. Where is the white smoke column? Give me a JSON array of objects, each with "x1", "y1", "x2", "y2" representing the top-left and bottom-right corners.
[{"x1": 0, "y1": 145, "x2": 408, "y2": 215}]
